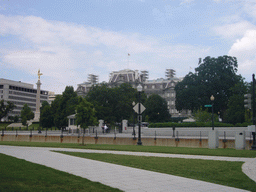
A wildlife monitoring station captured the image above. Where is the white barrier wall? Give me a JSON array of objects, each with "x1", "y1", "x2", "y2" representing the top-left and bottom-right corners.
[
  {"x1": 235, "y1": 131, "x2": 245, "y2": 150},
  {"x1": 208, "y1": 130, "x2": 219, "y2": 149}
]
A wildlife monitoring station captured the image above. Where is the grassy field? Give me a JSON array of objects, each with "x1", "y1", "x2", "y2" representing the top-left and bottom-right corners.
[
  {"x1": 0, "y1": 141, "x2": 256, "y2": 157},
  {"x1": 0, "y1": 142, "x2": 255, "y2": 191},
  {"x1": 0, "y1": 153, "x2": 121, "y2": 192},
  {"x1": 57, "y1": 151, "x2": 256, "y2": 192}
]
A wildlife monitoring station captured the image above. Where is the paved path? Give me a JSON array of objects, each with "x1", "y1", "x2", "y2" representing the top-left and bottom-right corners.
[{"x1": 0, "y1": 146, "x2": 255, "y2": 192}]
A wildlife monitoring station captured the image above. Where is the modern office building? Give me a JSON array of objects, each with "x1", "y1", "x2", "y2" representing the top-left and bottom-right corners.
[
  {"x1": 76, "y1": 69, "x2": 190, "y2": 117},
  {"x1": 0, "y1": 78, "x2": 49, "y2": 121}
]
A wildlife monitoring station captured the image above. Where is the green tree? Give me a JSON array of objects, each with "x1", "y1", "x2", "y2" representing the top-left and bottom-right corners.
[
  {"x1": 86, "y1": 83, "x2": 144, "y2": 124},
  {"x1": 144, "y1": 94, "x2": 170, "y2": 123},
  {"x1": 223, "y1": 81, "x2": 247, "y2": 124},
  {"x1": 86, "y1": 83, "x2": 114, "y2": 123},
  {"x1": 21, "y1": 104, "x2": 34, "y2": 126},
  {"x1": 194, "y1": 108, "x2": 218, "y2": 122},
  {"x1": 75, "y1": 97, "x2": 97, "y2": 128},
  {"x1": 40, "y1": 101, "x2": 54, "y2": 128},
  {"x1": 53, "y1": 86, "x2": 79, "y2": 128},
  {"x1": 175, "y1": 55, "x2": 241, "y2": 119},
  {"x1": 0, "y1": 100, "x2": 15, "y2": 120},
  {"x1": 113, "y1": 83, "x2": 138, "y2": 122}
]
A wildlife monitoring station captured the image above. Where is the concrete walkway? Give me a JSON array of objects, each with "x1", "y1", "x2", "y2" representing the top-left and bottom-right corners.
[{"x1": 0, "y1": 146, "x2": 255, "y2": 192}]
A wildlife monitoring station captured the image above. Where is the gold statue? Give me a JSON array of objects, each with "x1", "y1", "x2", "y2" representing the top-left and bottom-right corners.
[{"x1": 38, "y1": 69, "x2": 43, "y2": 80}]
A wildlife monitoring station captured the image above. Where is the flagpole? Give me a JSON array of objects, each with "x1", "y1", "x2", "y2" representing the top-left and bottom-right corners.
[{"x1": 128, "y1": 53, "x2": 130, "y2": 69}]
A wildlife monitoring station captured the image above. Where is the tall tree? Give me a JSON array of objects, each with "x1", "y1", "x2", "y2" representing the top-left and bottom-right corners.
[
  {"x1": 223, "y1": 81, "x2": 247, "y2": 124},
  {"x1": 76, "y1": 97, "x2": 97, "y2": 129},
  {"x1": 0, "y1": 100, "x2": 15, "y2": 121},
  {"x1": 86, "y1": 83, "x2": 114, "y2": 123},
  {"x1": 53, "y1": 86, "x2": 79, "y2": 128},
  {"x1": 144, "y1": 94, "x2": 170, "y2": 123},
  {"x1": 40, "y1": 101, "x2": 54, "y2": 128},
  {"x1": 175, "y1": 55, "x2": 241, "y2": 118},
  {"x1": 21, "y1": 104, "x2": 34, "y2": 126},
  {"x1": 86, "y1": 83, "x2": 146, "y2": 124}
]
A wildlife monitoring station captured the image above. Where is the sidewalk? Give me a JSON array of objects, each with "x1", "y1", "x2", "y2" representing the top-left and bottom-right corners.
[{"x1": 0, "y1": 145, "x2": 254, "y2": 192}]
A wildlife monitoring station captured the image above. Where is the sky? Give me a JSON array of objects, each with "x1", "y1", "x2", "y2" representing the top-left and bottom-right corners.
[{"x1": 0, "y1": 0, "x2": 256, "y2": 94}]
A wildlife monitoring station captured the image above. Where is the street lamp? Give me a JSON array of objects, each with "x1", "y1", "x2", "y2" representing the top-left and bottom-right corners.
[
  {"x1": 210, "y1": 95, "x2": 214, "y2": 130},
  {"x1": 251, "y1": 74, "x2": 256, "y2": 150},
  {"x1": 137, "y1": 84, "x2": 142, "y2": 145}
]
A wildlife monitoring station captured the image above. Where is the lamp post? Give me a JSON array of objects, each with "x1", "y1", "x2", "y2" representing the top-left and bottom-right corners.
[
  {"x1": 137, "y1": 84, "x2": 142, "y2": 145},
  {"x1": 251, "y1": 74, "x2": 256, "y2": 150},
  {"x1": 210, "y1": 95, "x2": 214, "y2": 130}
]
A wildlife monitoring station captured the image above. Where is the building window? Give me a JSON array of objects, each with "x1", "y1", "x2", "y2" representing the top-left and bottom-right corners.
[{"x1": 70, "y1": 119, "x2": 76, "y2": 125}]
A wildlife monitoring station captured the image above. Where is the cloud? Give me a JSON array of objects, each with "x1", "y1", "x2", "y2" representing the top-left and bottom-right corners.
[
  {"x1": 213, "y1": 20, "x2": 256, "y2": 40},
  {"x1": 242, "y1": 1, "x2": 256, "y2": 19},
  {"x1": 229, "y1": 30, "x2": 256, "y2": 81},
  {"x1": 180, "y1": 0, "x2": 194, "y2": 5},
  {"x1": 0, "y1": 14, "x2": 210, "y2": 93}
]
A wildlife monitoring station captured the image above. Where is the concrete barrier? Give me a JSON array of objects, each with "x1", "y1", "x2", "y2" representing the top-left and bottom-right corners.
[{"x1": 0, "y1": 134, "x2": 253, "y2": 150}]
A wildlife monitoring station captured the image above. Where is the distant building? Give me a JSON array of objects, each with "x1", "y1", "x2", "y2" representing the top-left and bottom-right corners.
[
  {"x1": 48, "y1": 91, "x2": 57, "y2": 104},
  {"x1": 76, "y1": 69, "x2": 190, "y2": 117},
  {"x1": 0, "y1": 78, "x2": 49, "y2": 121}
]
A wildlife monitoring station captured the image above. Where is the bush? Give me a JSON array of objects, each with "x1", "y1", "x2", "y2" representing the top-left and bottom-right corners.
[{"x1": 148, "y1": 122, "x2": 239, "y2": 128}]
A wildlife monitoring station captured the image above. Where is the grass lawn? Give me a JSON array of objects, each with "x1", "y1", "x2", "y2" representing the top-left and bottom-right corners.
[
  {"x1": 0, "y1": 153, "x2": 121, "y2": 192},
  {"x1": 57, "y1": 151, "x2": 256, "y2": 192},
  {"x1": 0, "y1": 141, "x2": 256, "y2": 157}
]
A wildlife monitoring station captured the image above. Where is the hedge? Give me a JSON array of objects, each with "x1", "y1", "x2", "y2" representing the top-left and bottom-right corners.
[{"x1": 148, "y1": 122, "x2": 250, "y2": 128}]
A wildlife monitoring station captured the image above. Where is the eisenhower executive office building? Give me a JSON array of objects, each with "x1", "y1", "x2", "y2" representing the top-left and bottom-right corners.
[{"x1": 76, "y1": 69, "x2": 190, "y2": 118}]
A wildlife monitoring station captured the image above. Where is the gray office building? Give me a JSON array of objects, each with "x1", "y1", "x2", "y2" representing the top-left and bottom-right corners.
[{"x1": 0, "y1": 78, "x2": 49, "y2": 121}]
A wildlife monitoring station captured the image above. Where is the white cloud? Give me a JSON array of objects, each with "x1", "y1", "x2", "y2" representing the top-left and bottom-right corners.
[
  {"x1": 229, "y1": 30, "x2": 256, "y2": 81},
  {"x1": 213, "y1": 20, "x2": 255, "y2": 40},
  {"x1": 180, "y1": 0, "x2": 194, "y2": 5},
  {"x1": 242, "y1": 1, "x2": 256, "y2": 19},
  {"x1": 0, "y1": 14, "x2": 210, "y2": 93}
]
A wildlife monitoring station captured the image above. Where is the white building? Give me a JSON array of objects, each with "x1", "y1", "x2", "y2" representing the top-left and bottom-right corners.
[{"x1": 0, "y1": 78, "x2": 49, "y2": 121}]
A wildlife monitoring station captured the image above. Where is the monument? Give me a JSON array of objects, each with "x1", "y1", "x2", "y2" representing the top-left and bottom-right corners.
[{"x1": 33, "y1": 69, "x2": 43, "y2": 122}]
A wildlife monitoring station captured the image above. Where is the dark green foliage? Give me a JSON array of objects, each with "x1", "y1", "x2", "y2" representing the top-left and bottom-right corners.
[
  {"x1": 194, "y1": 108, "x2": 218, "y2": 122},
  {"x1": 0, "y1": 99, "x2": 15, "y2": 120},
  {"x1": 144, "y1": 94, "x2": 170, "y2": 122},
  {"x1": 175, "y1": 56, "x2": 242, "y2": 119},
  {"x1": 76, "y1": 97, "x2": 97, "y2": 128},
  {"x1": 52, "y1": 86, "x2": 79, "y2": 128},
  {"x1": 223, "y1": 81, "x2": 248, "y2": 124},
  {"x1": 86, "y1": 83, "x2": 142, "y2": 124},
  {"x1": 149, "y1": 122, "x2": 236, "y2": 128},
  {"x1": 40, "y1": 101, "x2": 54, "y2": 128},
  {"x1": 21, "y1": 104, "x2": 34, "y2": 126}
]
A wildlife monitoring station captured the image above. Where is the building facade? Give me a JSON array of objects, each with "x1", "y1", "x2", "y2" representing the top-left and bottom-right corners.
[
  {"x1": 76, "y1": 69, "x2": 190, "y2": 117},
  {"x1": 0, "y1": 78, "x2": 49, "y2": 121}
]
